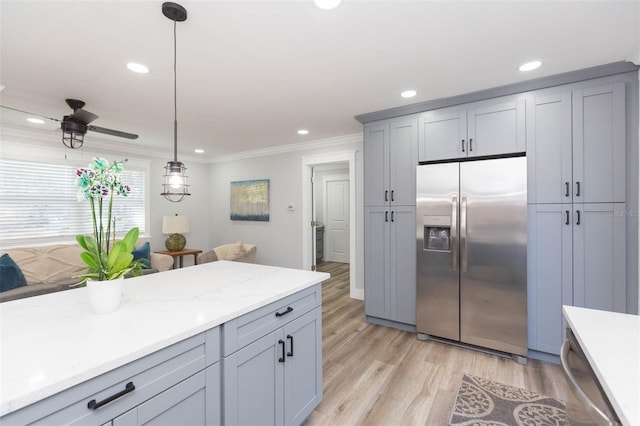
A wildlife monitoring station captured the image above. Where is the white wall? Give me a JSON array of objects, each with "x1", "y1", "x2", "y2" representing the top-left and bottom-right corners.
[{"x1": 207, "y1": 136, "x2": 364, "y2": 292}]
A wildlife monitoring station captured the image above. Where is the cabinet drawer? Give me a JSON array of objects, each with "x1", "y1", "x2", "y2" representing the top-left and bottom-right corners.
[
  {"x1": 5, "y1": 332, "x2": 209, "y2": 425},
  {"x1": 222, "y1": 284, "x2": 322, "y2": 356}
]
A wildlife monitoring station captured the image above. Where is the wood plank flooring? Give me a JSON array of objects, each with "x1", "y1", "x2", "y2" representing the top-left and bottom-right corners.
[{"x1": 306, "y1": 262, "x2": 570, "y2": 425}]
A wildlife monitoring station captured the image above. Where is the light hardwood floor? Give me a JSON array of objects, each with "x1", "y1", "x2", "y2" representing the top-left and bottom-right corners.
[{"x1": 306, "y1": 262, "x2": 570, "y2": 425}]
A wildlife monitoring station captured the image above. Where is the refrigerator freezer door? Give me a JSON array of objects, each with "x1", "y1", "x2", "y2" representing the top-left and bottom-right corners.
[
  {"x1": 416, "y1": 163, "x2": 460, "y2": 341},
  {"x1": 459, "y1": 156, "x2": 528, "y2": 356}
]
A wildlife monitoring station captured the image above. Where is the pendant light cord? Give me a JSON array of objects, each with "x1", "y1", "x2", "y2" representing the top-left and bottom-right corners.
[{"x1": 173, "y1": 18, "x2": 178, "y2": 162}]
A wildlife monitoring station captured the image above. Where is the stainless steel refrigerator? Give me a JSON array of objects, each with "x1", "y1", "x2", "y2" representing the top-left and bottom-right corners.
[{"x1": 416, "y1": 156, "x2": 527, "y2": 358}]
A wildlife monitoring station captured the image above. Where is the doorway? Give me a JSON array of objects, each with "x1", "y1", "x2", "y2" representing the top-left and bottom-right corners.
[{"x1": 301, "y1": 150, "x2": 358, "y2": 299}]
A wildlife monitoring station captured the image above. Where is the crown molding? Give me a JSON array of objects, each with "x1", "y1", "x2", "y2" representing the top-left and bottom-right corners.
[
  {"x1": 1, "y1": 124, "x2": 364, "y2": 165},
  {"x1": 208, "y1": 133, "x2": 363, "y2": 163}
]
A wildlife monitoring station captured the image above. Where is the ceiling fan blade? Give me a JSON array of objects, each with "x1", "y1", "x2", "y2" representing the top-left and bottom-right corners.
[
  {"x1": 88, "y1": 125, "x2": 138, "y2": 140},
  {"x1": 71, "y1": 109, "x2": 98, "y2": 125},
  {"x1": 0, "y1": 105, "x2": 60, "y2": 122}
]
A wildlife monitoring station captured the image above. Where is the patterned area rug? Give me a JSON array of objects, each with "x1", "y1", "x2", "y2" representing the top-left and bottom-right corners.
[{"x1": 449, "y1": 374, "x2": 566, "y2": 426}]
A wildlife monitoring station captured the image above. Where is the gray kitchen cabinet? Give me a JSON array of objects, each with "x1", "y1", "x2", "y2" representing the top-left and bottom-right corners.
[
  {"x1": 364, "y1": 205, "x2": 416, "y2": 328},
  {"x1": 573, "y1": 203, "x2": 627, "y2": 313},
  {"x1": 364, "y1": 116, "x2": 417, "y2": 207},
  {"x1": 112, "y1": 365, "x2": 219, "y2": 426},
  {"x1": 527, "y1": 82, "x2": 626, "y2": 204},
  {"x1": 222, "y1": 285, "x2": 322, "y2": 426},
  {"x1": 418, "y1": 96, "x2": 525, "y2": 162},
  {"x1": 527, "y1": 204, "x2": 573, "y2": 356},
  {"x1": 2, "y1": 329, "x2": 220, "y2": 426},
  {"x1": 527, "y1": 203, "x2": 627, "y2": 355}
]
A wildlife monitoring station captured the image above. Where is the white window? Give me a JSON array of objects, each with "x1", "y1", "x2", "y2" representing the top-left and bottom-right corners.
[{"x1": 0, "y1": 158, "x2": 147, "y2": 246}]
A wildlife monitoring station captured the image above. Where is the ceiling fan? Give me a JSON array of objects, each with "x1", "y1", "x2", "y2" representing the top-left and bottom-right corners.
[{"x1": 1, "y1": 98, "x2": 138, "y2": 149}]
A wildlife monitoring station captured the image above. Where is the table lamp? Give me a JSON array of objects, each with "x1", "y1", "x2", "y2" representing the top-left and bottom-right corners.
[{"x1": 162, "y1": 214, "x2": 190, "y2": 251}]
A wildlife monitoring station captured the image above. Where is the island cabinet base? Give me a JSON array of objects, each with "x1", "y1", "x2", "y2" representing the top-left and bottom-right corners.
[
  {"x1": 221, "y1": 284, "x2": 323, "y2": 426},
  {"x1": 1, "y1": 284, "x2": 323, "y2": 426},
  {"x1": 0, "y1": 328, "x2": 221, "y2": 426}
]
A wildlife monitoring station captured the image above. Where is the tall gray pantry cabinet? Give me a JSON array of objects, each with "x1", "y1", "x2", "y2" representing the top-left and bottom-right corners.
[
  {"x1": 364, "y1": 116, "x2": 418, "y2": 329},
  {"x1": 527, "y1": 78, "x2": 629, "y2": 356}
]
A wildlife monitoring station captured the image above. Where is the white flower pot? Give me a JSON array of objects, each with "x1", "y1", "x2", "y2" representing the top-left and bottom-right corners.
[{"x1": 87, "y1": 278, "x2": 123, "y2": 314}]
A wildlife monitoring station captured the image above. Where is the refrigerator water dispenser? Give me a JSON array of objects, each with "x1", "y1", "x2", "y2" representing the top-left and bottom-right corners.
[{"x1": 423, "y1": 216, "x2": 451, "y2": 251}]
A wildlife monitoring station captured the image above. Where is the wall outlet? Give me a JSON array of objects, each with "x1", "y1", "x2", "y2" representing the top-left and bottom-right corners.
[{"x1": 287, "y1": 204, "x2": 295, "y2": 211}]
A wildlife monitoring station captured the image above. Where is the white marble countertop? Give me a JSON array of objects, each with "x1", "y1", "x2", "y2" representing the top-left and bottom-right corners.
[
  {"x1": 0, "y1": 261, "x2": 329, "y2": 417},
  {"x1": 563, "y1": 305, "x2": 640, "y2": 426}
]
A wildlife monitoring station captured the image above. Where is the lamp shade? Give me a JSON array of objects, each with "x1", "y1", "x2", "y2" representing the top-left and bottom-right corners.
[{"x1": 162, "y1": 215, "x2": 190, "y2": 234}]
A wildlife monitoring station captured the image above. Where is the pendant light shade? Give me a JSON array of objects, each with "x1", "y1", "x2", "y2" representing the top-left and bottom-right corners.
[{"x1": 161, "y1": 2, "x2": 191, "y2": 203}]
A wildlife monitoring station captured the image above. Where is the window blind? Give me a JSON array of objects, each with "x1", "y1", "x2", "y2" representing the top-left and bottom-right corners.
[{"x1": 0, "y1": 158, "x2": 146, "y2": 243}]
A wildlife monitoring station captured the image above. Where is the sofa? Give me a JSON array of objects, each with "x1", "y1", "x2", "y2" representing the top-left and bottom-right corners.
[
  {"x1": 198, "y1": 242, "x2": 257, "y2": 264},
  {"x1": 0, "y1": 241, "x2": 174, "y2": 303}
]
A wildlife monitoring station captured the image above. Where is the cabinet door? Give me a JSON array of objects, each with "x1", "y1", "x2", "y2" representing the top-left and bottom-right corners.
[
  {"x1": 573, "y1": 203, "x2": 627, "y2": 313},
  {"x1": 418, "y1": 108, "x2": 466, "y2": 162},
  {"x1": 572, "y1": 82, "x2": 626, "y2": 203},
  {"x1": 223, "y1": 330, "x2": 284, "y2": 426},
  {"x1": 364, "y1": 206, "x2": 390, "y2": 319},
  {"x1": 527, "y1": 205, "x2": 572, "y2": 355},
  {"x1": 390, "y1": 206, "x2": 416, "y2": 325},
  {"x1": 467, "y1": 98, "x2": 526, "y2": 158},
  {"x1": 113, "y1": 371, "x2": 207, "y2": 426},
  {"x1": 364, "y1": 122, "x2": 390, "y2": 207},
  {"x1": 283, "y1": 308, "x2": 322, "y2": 426},
  {"x1": 389, "y1": 117, "x2": 417, "y2": 206},
  {"x1": 526, "y1": 92, "x2": 573, "y2": 204}
]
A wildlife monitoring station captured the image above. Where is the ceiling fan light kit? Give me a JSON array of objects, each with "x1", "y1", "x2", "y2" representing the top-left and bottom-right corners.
[{"x1": 160, "y1": 2, "x2": 191, "y2": 203}]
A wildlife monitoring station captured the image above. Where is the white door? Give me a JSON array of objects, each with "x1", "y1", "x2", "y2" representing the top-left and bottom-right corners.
[{"x1": 324, "y1": 175, "x2": 350, "y2": 263}]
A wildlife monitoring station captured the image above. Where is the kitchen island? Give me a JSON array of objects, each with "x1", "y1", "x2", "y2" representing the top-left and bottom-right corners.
[
  {"x1": 563, "y1": 306, "x2": 639, "y2": 426},
  {"x1": 0, "y1": 261, "x2": 329, "y2": 425}
]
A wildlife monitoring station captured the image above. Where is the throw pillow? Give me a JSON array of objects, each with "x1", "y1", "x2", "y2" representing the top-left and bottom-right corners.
[
  {"x1": 227, "y1": 241, "x2": 247, "y2": 261},
  {"x1": 0, "y1": 253, "x2": 27, "y2": 292},
  {"x1": 198, "y1": 250, "x2": 218, "y2": 264},
  {"x1": 131, "y1": 242, "x2": 151, "y2": 268}
]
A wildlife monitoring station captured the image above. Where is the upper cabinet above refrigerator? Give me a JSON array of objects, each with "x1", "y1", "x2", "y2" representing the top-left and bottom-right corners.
[{"x1": 418, "y1": 95, "x2": 526, "y2": 162}]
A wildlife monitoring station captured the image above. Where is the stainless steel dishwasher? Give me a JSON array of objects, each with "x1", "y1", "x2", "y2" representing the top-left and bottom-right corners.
[{"x1": 560, "y1": 328, "x2": 621, "y2": 425}]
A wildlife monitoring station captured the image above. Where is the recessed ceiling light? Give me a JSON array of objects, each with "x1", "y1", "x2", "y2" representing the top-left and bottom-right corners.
[
  {"x1": 401, "y1": 90, "x2": 417, "y2": 98},
  {"x1": 519, "y1": 60, "x2": 542, "y2": 72},
  {"x1": 313, "y1": 0, "x2": 342, "y2": 10},
  {"x1": 127, "y1": 63, "x2": 149, "y2": 74},
  {"x1": 298, "y1": 129, "x2": 309, "y2": 135},
  {"x1": 194, "y1": 149, "x2": 204, "y2": 154},
  {"x1": 27, "y1": 117, "x2": 44, "y2": 124}
]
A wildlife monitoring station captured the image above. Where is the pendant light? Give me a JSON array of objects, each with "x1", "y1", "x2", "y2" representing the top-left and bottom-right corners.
[{"x1": 161, "y1": 2, "x2": 191, "y2": 202}]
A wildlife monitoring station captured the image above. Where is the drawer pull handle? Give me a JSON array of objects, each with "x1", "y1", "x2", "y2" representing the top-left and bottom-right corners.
[
  {"x1": 275, "y1": 306, "x2": 293, "y2": 317},
  {"x1": 87, "y1": 382, "x2": 135, "y2": 410},
  {"x1": 278, "y1": 339, "x2": 286, "y2": 363},
  {"x1": 287, "y1": 334, "x2": 294, "y2": 357}
]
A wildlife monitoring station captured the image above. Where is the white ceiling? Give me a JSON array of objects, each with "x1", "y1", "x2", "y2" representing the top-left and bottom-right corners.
[{"x1": 1, "y1": 0, "x2": 638, "y2": 161}]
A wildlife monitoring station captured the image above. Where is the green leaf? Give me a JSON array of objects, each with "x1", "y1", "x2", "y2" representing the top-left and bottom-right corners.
[
  {"x1": 76, "y1": 235, "x2": 89, "y2": 250},
  {"x1": 108, "y1": 250, "x2": 134, "y2": 273},
  {"x1": 79, "y1": 252, "x2": 100, "y2": 270},
  {"x1": 121, "y1": 227, "x2": 139, "y2": 252}
]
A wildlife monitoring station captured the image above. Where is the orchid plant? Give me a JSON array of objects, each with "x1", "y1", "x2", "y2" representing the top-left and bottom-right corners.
[{"x1": 75, "y1": 157, "x2": 142, "y2": 283}]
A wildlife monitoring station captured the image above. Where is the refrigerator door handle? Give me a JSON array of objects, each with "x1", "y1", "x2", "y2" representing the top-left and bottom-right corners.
[
  {"x1": 460, "y1": 197, "x2": 468, "y2": 272},
  {"x1": 560, "y1": 339, "x2": 612, "y2": 425},
  {"x1": 451, "y1": 196, "x2": 458, "y2": 272}
]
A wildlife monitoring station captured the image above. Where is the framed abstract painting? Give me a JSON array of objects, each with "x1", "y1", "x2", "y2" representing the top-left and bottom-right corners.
[{"x1": 230, "y1": 179, "x2": 270, "y2": 221}]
